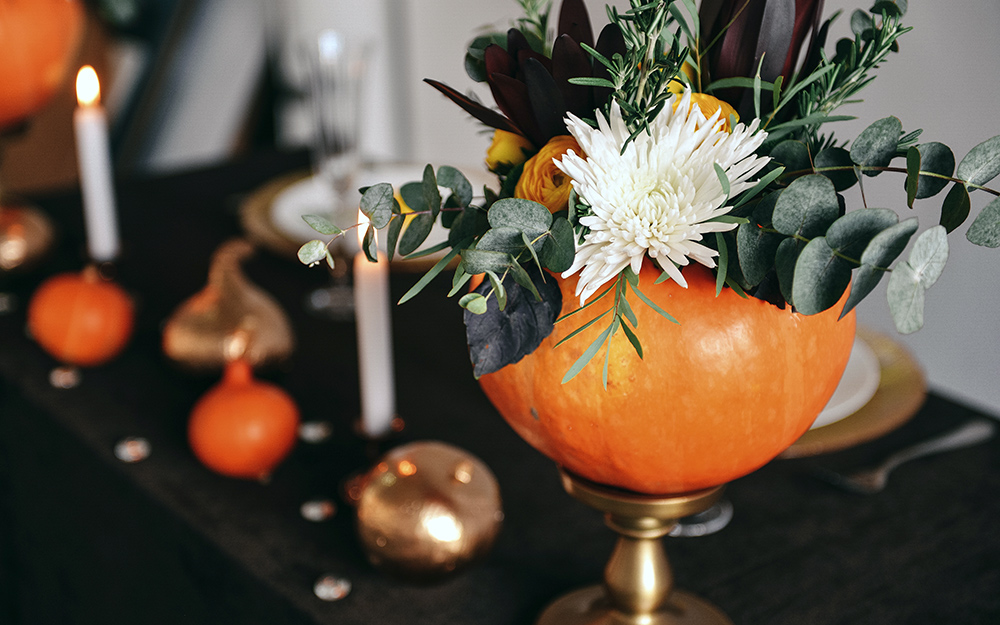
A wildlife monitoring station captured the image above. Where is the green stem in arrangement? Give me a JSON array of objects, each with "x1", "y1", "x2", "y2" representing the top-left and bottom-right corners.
[{"x1": 780, "y1": 166, "x2": 1000, "y2": 197}]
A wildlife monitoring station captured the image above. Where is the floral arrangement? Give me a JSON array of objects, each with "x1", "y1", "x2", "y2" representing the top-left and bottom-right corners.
[{"x1": 300, "y1": 0, "x2": 1000, "y2": 383}]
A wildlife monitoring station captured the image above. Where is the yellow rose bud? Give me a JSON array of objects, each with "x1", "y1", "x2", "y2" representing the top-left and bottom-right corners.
[
  {"x1": 514, "y1": 135, "x2": 582, "y2": 214},
  {"x1": 486, "y1": 130, "x2": 534, "y2": 172}
]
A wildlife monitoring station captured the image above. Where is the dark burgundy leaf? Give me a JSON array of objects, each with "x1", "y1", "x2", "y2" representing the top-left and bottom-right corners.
[
  {"x1": 517, "y1": 47, "x2": 553, "y2": 77},
  {"x1": 507, "y1": 28, "x2": 532, "y2": 67},
  {"x1": 714, "y1": 0, "x2": 766, "y2": 108},
  {"x1": 593, "y1": 23, "x2": 626, "y2": 109},
  {"x1": 552, "y1": 34, "x2": 594, "y2": 118},
  {"x1": 489, "y1": 73, "x2": 546, "y2": 147},
  {"x1": 484, "y1": 44, "x2": 515, "y2": 79},
  {"x1": 423, "y1": 79, "x2": 522, "y2": 134},
  {"x1": 522, "y1": 58, "x2": 568, "y2": 141},
  {"x1": 756, "y1": 0, "x2": 795, "y2": 82},
  {"x1": 782, "y1": 0, "x2": 825, "y2": 77},
  {"x1": 699, "y1": 0, "x2": 728, "y2": 43},
  {"x1": 465, "y1": 266, "x2": 561, "y2": 377},
  {"x1": 557, "y1": 0, "x2": 594, "y2": 49}
]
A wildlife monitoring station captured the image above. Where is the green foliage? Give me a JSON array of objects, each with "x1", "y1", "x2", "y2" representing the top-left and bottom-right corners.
[
  {"x1": 850, "y1": 116, "x2": 902, "y2": 176},
  {"x1": 967, "y1": 196, "x2": 1000, "y2": 248}
]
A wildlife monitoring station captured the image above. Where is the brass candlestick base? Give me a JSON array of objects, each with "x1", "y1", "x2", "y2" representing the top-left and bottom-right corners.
[{"x1": 538, "y1": 470, "x2": 733, "y2": 625}]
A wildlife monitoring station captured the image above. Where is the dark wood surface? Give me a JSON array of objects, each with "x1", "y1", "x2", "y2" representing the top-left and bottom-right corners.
[{"x1": 0, "y1": 151, "x2": 997, "y2": 624}]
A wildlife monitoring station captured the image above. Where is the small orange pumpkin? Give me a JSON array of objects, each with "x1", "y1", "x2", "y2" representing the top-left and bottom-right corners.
[
  {"x1": 479, "y1": 262, "x2": 855, "y2": 494},
  {"x1": 27, "y1": 265, "x2": 134, "y2": 366},
  {"x1": 0, "y1": 0, "x2": 85, "y2": 129},
  {"x1": 188, "y1": 358, "x2": 300, "y2": 480}
]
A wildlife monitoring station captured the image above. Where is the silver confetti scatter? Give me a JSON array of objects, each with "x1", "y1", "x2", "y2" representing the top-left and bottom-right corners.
[
  {"x1": 300, "y1": 499, "x2": 337, "y2": 522},
  {"x1": 298, "y1": 421, "x2": 333, "y2": 443},
  {"x1": 313, "y1": 575, "x2": 351, "y2": 601},
  {"x1": 49, "y1": 366, "x2": 81, "y2": 389},
  {"x1": 114, "y1": 437, "x2": 151, "y2": 463}
]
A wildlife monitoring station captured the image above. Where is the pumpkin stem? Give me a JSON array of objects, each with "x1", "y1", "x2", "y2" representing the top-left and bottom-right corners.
[{"x1": 222, "y1": 358, "x2": 254, "y2": 385}]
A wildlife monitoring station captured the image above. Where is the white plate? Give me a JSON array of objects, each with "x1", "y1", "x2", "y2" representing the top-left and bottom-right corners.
[{"x1": 810, "y1": 335, "x2": 882, "y2": 430}]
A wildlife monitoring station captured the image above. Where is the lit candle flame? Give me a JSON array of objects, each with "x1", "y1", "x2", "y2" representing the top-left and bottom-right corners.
[{"x1": 76, "y1": 66, "x2": 101, "y2": 107}]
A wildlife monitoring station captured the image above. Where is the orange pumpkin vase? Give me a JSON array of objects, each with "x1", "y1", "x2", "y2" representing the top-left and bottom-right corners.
[
  {"x1": 188, "y1": 359, "x2": 300, "y2": 480},
  {"x1": 0, "y1": 0, "x2": 85, "y2": 129},
  {"x1": 27, "y1": 265, "x2": 135, "y2": 367},
  {"x1": 479, "y1": 262, "x2": 856, "y2": 495}
]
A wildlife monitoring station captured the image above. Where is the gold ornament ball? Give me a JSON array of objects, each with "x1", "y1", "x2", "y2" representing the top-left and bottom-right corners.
[{"x1": 355, "y1": 441, "x2": 503, "y2": 581}]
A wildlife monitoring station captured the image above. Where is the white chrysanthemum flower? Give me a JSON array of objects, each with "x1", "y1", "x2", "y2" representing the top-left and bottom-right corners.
[{"x1": 556, "y1": 90, "x2": 771, "y2": 303}]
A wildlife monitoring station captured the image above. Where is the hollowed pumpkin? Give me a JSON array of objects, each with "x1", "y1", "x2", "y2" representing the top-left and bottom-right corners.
[{"x1": 479, "y1": 262, "x2": 855, "y2": 494}]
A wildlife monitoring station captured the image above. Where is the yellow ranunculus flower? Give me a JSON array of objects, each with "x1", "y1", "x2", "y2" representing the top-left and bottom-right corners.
[
  {"x1": 486, "y1": 129, "x2": 534, "y2": 172},
  {"x1": 514, "y1": 135, "x2": 582, "y2": 214},
  {"x1": 668, "y1": 71, "x2": 739, "y2": 132}
]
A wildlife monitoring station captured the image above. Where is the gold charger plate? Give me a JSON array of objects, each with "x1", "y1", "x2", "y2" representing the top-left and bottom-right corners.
[{"x1": 781, "y1": 327, "x2": 927, "y2": 458}]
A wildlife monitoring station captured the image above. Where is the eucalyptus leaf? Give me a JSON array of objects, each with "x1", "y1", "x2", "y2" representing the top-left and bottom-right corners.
[
  {"x1": 397, "y1": 213, "x2": 436, "y2": 256},
  {"x1": 540, "y1": 217, "x2": 575, "y2": 272},
  {"x1": 850, "y1": 9, "x2": 874, "y2": 37},
  {"x1": 422, "y1": 164, "x2": 441, "y2": 218},
  {"x1": 359, "y1": 183, "x2": 394, "y2": 229},
  {"x1": 886, "y1": 261, "x2": 924, "y2": 334},
  {"x1": 956, "y1": 135, "x2": 1000, "y2": 187},
  {"x1": 850, "y1": 116, "x2": 902, "y2": 176},
  {"x1": 772, "y1": 174, "x2": 840, "y2": 238},
  {"x1": 859, "y1": 217, "x2": 919, "y2": 268},
  {"x1": 448, "y1": 206, "x2": 490, "y2": 247},
  {"x1": 478, "y1": 227, "x2": 531, "y2": 256},
  {"x1": 460, "y1": 248, "x2": 511, "y2": 275},
  {"x1": 459, "y1": 292, "x2": 488, "y2": 315},
  {"x1": 839, "y1": 263, "x2": 884, "y2": 319},
  {"x1": 814, "y1": 147, "x2": 858, "y2": 191},
  {"x1": 871, "y1": 0, "x2": 907, "y2": 17},
  {"x1": 736, "y1": 222, "x2": 783, "y2": 286},
  {"x1": 966, "y1": 195, "x2": 1000, "y2": 247},
  {"x1": 826, "y1": 207, "x2": 899, "y2": 262},
  {"x1": 485, "y1": 270, "x2": 507, "y2": 311},
  {"x1": 302, "y1": 214, "x2": 343, "y2": 236},
  {"x1": 791, "y1": 237, "x2": 853, "y2": 315},
  {"x1": 940, "y1": 182, "x2": 971, "y2": 233},
  {"x1": 488, "y1": 198, "x2": 553, "y2": 234},
  {"x1": 399, "y1": 181, "x2": 427, "y2": 213},
  {"x1": 385, "y1": 215, "x2": 404, "y2": 262},
  {"x1": 362, "y1": 225, "x2": 377, "y2": 262},
  {"x1": 509, "y1": 261, "x2": 542, "y2": 301},
  {"x1": 437, "y1": 165, "x2": 473, "y2": 208},
  {"x1": 907, "y1": 225, "x2": 948, "y2": 289},
  {"x1": 769, "y1": 140, "x2": 811, "y2": 175},
  {"x1": 905, "y1": 146, "x2": 919, "y2": 207},
  {"x1": 775, "y1": 238, "x2": 802, "y2": 305},
  {"x1": 913, "y1": 142, "x2": 955, "y2": 200},
  {"x1": 297, "y1": 240, "x2": 328, "y2": 266}
]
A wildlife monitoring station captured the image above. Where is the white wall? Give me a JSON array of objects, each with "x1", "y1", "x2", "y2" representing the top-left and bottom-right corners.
[
  {"x1": 398, "y1": 0, "x2": 1000, "y2": 413},
  {"x1": 818, "y1": 0, "x2": 1000, "y2": 414}
]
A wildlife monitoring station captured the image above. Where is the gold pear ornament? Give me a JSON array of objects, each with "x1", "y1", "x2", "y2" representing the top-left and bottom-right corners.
[{"x1": 163, "y1": 238, "x2": 294, "y2": 373}]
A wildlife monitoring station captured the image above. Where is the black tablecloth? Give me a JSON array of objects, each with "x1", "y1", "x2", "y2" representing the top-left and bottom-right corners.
[{"x1": 0, "y1": 151, "x2": 998, "y2": 624}]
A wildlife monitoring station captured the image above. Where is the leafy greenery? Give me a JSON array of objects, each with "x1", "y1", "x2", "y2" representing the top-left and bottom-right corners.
[{"x1": 299, "y1": 0, "x2": 1000, "y2": 383}]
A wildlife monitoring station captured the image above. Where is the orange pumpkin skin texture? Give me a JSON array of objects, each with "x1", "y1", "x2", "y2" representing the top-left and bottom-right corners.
[
  {"x1": 27, "y1": 267, "x2": 135, "y2": 367},
  {"x1": 188, "y1": 359, "x2": 300, "y2": 480},
  {"x1": 479, "y1": 262, "x2": 856, "y2": 494},
  {"x1": 0, "y1": 0, "x2": 85, "y2": 128}
]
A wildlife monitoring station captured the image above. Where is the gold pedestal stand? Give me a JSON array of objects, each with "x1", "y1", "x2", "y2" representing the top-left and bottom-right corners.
[{"x1": 538, "y1": 470, "x2": 733, "y2": 625}]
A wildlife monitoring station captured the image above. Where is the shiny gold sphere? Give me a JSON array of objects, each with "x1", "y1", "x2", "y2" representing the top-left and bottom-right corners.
[
  {"x1": 0, "y1": 204, "x2": 53, "y2": 272},
  {"x1": 355, "y1": 441, "x2": 503, "y2": 581}
]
